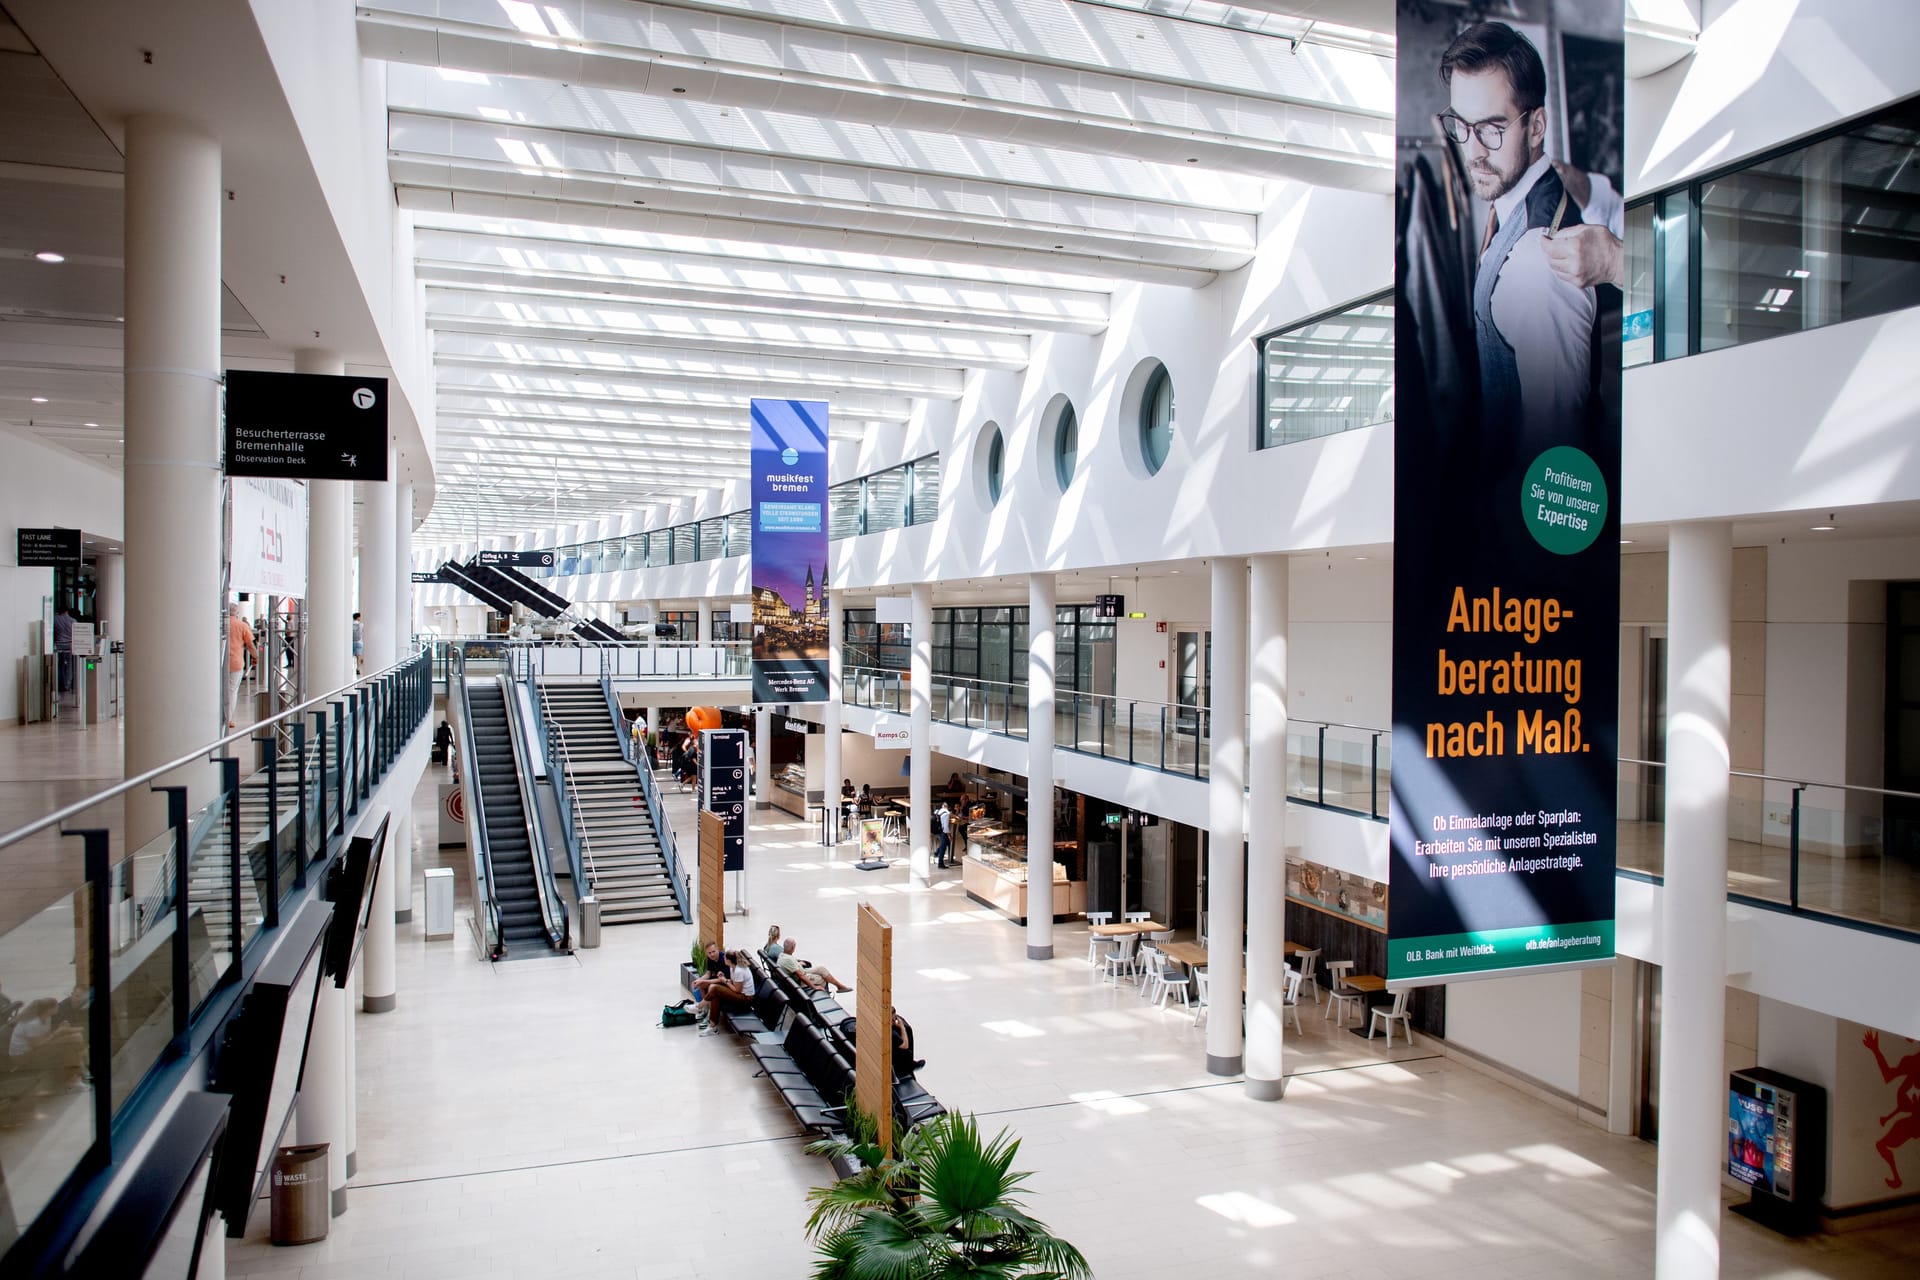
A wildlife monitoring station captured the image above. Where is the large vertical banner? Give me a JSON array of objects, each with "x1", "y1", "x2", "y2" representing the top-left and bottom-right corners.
[
  {"x1": 229, "y1": 476, "x2": 309, "y2": 598},
  {"x1": 1390, "y1": 2, "x2": 1623, "y2": 985},
  {"x1": 750, "y1": 398, "x2": 830, "y2": 702}
]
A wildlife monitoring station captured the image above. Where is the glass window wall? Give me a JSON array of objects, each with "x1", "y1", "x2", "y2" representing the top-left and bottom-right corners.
[{"x1": 1257, "y1": 294, "x2": 1394, "y2": 450}]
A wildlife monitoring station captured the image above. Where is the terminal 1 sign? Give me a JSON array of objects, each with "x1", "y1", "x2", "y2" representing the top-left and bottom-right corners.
[{"x1": 1387, "y1": 2, "x2": 1623, "y2": 985}]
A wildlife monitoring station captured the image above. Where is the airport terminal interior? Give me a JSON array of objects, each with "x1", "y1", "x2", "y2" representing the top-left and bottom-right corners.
[{"x1": 3, "y1": 1, "x2": 1920, "y2": 1277}]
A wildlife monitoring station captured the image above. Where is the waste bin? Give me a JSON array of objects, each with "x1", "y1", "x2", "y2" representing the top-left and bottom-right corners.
[
  {"x1": 270, "y1": 1143, "x2": 330, "y2": 1245},
  {"x1": 578, "y1": 895, "x2": 601, "y2": 949}
]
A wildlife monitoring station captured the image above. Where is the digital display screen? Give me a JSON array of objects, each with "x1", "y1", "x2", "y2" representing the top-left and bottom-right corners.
[{"x1": 1728, "y1": 1089, "x2": 1775, "y2": 1190}]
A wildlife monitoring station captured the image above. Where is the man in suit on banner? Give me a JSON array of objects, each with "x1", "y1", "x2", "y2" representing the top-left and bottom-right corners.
[{"x1": 1439, "y1": 21, "x2": 1620, "y2": 456}]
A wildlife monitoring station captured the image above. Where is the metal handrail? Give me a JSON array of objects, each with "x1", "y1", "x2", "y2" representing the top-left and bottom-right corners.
[
  {"x1": 605, "y1": 682, "x2": 691, "y2": 924},
  {"x1": 1618, "y1": 757, "x2": 1920, "y2": 799},
  {"x1": 544, "y1": 716, "x2": 594, "y2": 891},
  {"x1": 0, "y1": 648, "x2": 431, "y2": 852},
  {"x1": 500, "y1": 674, "x2": 569, "y2": 952},
  {"x1": 449, "y1": 646, "x2": 504, "y2": 958}
]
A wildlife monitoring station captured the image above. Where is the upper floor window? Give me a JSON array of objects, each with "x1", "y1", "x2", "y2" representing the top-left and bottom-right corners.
[
  {"x1": 1052, "y1": 401, "x2": 1079, "y2": 491},
  {"x1": 1257, "y1": 293, "x2": 1393, "y2": 450},
  {"x1": 1140, "y1": 365, "x2": 1174, "y2": 475}
]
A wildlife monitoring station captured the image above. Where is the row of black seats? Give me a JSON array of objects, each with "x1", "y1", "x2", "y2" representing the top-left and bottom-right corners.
[{"x1": 725, "y1": 954, "x2": 945, "y2": 1139}]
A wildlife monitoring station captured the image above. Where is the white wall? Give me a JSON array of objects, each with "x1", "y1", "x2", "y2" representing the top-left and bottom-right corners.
[
  {"x1": 1627, "y1": 0, "x2": 1920, "y2": 195},
  {"x1": 1, "y1": 430, "x2": 125, "y2": 722},
  {"x1": 1446, "y1": 969, "x2": 1586, "y2": 1097}
]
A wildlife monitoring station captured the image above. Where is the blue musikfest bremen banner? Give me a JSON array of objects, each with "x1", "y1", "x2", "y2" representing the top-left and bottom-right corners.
[
  {"x1": 1389, "y1": 1, "x2": 1623, "y2": 985},
  {"x1": 750, "y1": 398, "x2": 831, "y2": 703}
]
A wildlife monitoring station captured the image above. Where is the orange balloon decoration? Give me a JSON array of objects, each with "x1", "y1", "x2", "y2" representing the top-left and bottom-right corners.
[{"x1": 685, "y1": 706, "x2": 722, "y2": 733}]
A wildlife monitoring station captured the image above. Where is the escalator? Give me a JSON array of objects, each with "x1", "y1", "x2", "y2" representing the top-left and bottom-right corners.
[
  {"x1": 440, "y1": 558, "x2": 626, "y2": 643},
  {"x1": 463, "y1": 679, "x2": 567, "y2": 954}
]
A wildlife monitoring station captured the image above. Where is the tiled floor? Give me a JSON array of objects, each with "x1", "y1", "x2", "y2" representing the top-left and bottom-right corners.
[{"x1": 204, "y1": 766, "x2": 1920, "y2": 1279}]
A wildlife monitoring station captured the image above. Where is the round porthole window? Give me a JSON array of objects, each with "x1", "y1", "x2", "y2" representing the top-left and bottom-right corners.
[
  {"x1": 1052, "y1": 400, "x2": 1079, "y2": 492},
  {"x1": 977, "y1": 422, "x2": 1006, "y2": 508},
  {"x1": 1140, "y1": 365, "x2": 1174, "y2": 475}
]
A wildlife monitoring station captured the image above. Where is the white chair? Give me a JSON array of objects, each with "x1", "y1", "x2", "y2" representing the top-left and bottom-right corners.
[
  {"x1": 1123, "y1": 911, "x2": 1151, "y2": 924},
  {"x1": 1323, "y1": 961, "x2": 1356, "y2": 1021},
  {"x1": 1084, "y1": 913, "x2": 1113, "y2": 964},
  {"x1": 1191, "y1": 969, "x2": 1211, "y2": 1026},
  {"x1": 1369, "y1": 990, "x2": 1413, "y2": 1046},
  {"x1": 1293, "y1": 948, "x2": 1322, "y2": 1004},
  {"x1": 1156, "y1": 957, "x2": 1191, "y2": 1009},
  {"x1": 1282, "y1": 968, "x2": 1304, "y2": 1034},
  {"x1": 1137, "y1": 947, "x2": 1165, "y2": 1001},
  {"x1": 1101, "y1": 934, "x2": 1139, "y2": 986}
]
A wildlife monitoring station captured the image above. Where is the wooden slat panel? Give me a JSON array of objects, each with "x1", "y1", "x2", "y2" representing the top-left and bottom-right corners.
[
  {"x1": 855, "y1": 902, "x2": 893, "y2": 1155},
  {"x1": 699, "y1": 809, "x2": 725, "y2": 951}
]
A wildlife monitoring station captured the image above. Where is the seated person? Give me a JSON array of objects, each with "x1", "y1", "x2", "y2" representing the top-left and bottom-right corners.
[
  {"x1": 857, "y1": 784, "x2": 875, "y2": 816},
  {"x1": 777, "y1": 938, "x2": 851, "y2": 993},
  {"x1": 699, "y1": 951, "x2": 757, "y2": 1034},
  {"x1": 891, "y1": 1009, "x2": 924, "y2": 1079},
  {"x1": 840, "y1": 778, "x2": 856, "y2": 805},
  {"x1": 691, "y1": 941, "x2": 730, "y2": 1001},
  {"x1": 760, "y1": 925, "x2": 784, "y2": 966}
]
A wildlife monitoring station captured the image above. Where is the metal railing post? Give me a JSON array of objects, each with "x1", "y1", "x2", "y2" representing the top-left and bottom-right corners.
[
  {"x1": 261, "y1": 736, "x2": 280, "y2": 929},
  {"x1": 1789, "y1": 785, "x2": 1805, "y2": 911},
  {"x1": 156, "y1": 785, "x2": 189, "y2": 1034},
  {"x1": 73, "y1": 828, "x2": 113, "y2": 1144},
  {"x1": 292, "y1": 721, "x2": 309, "y2": 887},
  {"x1": 218, "y1": 756, "x2": 242, "y2": 963},
  {"x1": 1317, "y1": 725, "x2": 1327, "y2": 805},
  {"x1": 1370, "y1": 733, "x2": 1380, "y2": 819}
]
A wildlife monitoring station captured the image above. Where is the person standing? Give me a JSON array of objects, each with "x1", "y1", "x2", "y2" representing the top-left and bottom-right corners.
[
  {"x1": 52, "y1": 605, "x2": 74, "y2": 696},
  {"x1": 935, "y1": 800, "x2": 953, "y2": 869},
  {"x1": 225, "y1": 605, "x2": 258, "y2": 729},
  {"x1": 351, "y1": 611, "x2": 365, "y2": 674}
]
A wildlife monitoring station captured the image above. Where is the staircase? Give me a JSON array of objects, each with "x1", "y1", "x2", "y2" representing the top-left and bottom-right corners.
[
  {"x1": 189, "y1": 735, "x2": 326, "y2": 959},
  {"x1": 538, "y1": 682, "x2": 683, "y2": 925},
  {"x1": 467, "y1": 682, "x2": 555, "y2": 950}
]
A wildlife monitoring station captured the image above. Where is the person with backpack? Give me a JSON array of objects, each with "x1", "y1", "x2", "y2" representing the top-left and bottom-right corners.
[{"x1": 935, "y1": 800, "x2": 954, "y2": 869}]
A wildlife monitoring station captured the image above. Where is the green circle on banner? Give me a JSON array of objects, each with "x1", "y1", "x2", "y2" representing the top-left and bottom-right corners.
[{"x1": 1521, "y1": 446, "x2": 1608, "y2": 555}]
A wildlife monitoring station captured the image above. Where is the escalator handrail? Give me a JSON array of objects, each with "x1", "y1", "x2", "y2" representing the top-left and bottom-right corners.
[
  {"x1": 438, "y1": 561, "x2": 518, "y2": 615},
  {"x1": 450, "y1": 646, "x2": 504, "y2": 959},
  {"x1": 606, "y1": 679, "x2": 692, "y2": 924},
  {"x1": 497, "y1": 674, "x2": 571, "y2": 951}
]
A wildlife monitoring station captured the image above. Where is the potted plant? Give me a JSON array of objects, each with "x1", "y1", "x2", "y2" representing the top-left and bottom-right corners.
[{"x1": 805, "y1": 1107, "x2": 1091, "y2": 1279}]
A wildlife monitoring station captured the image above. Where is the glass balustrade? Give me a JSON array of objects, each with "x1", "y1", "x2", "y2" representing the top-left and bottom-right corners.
[{"x1": 0, "y1": 649, "x2": 434, "y2": 1259}]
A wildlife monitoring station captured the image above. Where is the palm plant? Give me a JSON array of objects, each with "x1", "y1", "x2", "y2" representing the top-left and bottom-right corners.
[{"x1": 806, "y1": 1109, "x2": 1091, "y2": 1279}]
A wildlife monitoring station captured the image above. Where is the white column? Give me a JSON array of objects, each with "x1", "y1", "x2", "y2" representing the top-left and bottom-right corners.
[
  {"x1": 96, "y1": 552, "x2": 126, "y2": 640},
  {"x1": 645, "y1": 598, "x2": 659, "y2": 648},
  {"x1": 1246, "y1": 554, "x2": 1289, "y2": 1100},
  {"x1": 1655, "y1": 521, "x2": 1732, "y2": 1280},
  {"x1": 362, "y1": 816, "x2": 396, "y2": 1013},
  {"x1": 295, "y1": 979, "x2": 348, "y2": 1216},
  {"x1": 1206, "y1": 557, "x2": 1248, "y2": 1076},
  {"x1": 698, "y1": 602, "x2": 714, "y2": 646},
  {"x1": 301, "y1": 350, "x2": 353, "y2": 695},
  {"x1": 122, "y1": 117, "x2": 222, "y2": 840},
  {"x1": 910, "y1": 582, "x2": 934, "y2": 882},
  {"x1": 1027, "y1": 573, "x2": 1057, "y2": 960},
  {"x1": 394, "y1": 480, "x2": 415, "y2": 654},
  {"x1": 357, "y1": 451, "x2": 397, "y2": 673},
  {"x1": 392, "y1": 484, "x2": 415, "y2": 923},
  {"x1": 343, "y1": 967, "x2": 358, "y2": 1176},
  {"x1": 824, "y1": 597, "x2": 843, "y2": 844},
  {"x1": 755, "y1": 706, "x2": 773, "y2": 808}
]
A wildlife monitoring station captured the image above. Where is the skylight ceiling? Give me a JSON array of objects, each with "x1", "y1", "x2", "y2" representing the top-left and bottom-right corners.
[{"x1": 362, "y1": 0, "x2": 1393, "y2": 540}]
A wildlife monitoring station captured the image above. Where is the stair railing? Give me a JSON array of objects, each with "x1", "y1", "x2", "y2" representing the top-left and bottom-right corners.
[
  {"x1": 544, "y1": 716, "x2": 593, "y2": 892},
  {"x1": 606, "y1": 678, "x2": 691, "y2": 923}
]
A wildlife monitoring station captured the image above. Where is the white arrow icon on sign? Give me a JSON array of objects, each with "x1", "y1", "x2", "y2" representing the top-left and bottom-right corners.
[{"x1": 351, "y1": 387, "x2": 376, "y2": 409}]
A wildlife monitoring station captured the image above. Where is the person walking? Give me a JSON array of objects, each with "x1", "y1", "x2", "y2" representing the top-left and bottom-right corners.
[
  {"x1": 52, "y1": 605, "x2": 74, "y2": 697},
  {"x1": 225, "y1": 606, "x2": 258, "y2": 729},
  {"x1": 351, "y1": 611, "x2": 365, "y2": 674}
]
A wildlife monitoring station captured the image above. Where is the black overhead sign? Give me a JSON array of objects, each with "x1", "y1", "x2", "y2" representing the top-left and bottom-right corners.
[
  {"x1": 411, "y1": 571, "x2": 442, "y2": 584},
  {"x1": 17, "y1": 527, "x2": 81, "y2": 567},
  {"x1": 224, "y1": 370, "x2": 389, "y2": 482},
  {"x1": 478, "y1": 550, "x2": 555, "y2": 568},
  {"x1": 1094, "y1": 594, "x2": 1125, "y2": 619}
]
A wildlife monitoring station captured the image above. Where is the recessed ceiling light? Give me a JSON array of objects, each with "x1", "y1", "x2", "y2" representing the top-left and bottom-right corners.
[
  {"x1": 1619, "y1": 539, "x2": 1634, "y2": 545},
  {"x1": 1810, "y1": 524, "x2": 1835, "y2": 532},
  {"x1": 84, "y1": 421, "x2": 98, "y2": 427},
  {"x1": 35, "y1": 251, "x2": 66, "y2": 264},
  {"x1": 31, "y1": 396, "x2": 48, "y2": 403}
]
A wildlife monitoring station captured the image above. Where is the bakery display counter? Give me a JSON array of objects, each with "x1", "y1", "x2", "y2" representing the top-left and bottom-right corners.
[
  {"x1": 771, "y1": 762, "x2": 810, "y2": 818},
  {"x1": 963, "y1": 831, "x2": 1086, "y2": 924}
]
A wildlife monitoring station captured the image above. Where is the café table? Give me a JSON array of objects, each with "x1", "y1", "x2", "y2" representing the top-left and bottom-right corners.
[
  {"x1": 1088, "y1": 920, "x2": 1166, "y2": 938},
  {"x1": 1337, "y1": 974, "x2": 1388, "y2": 1035}
]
